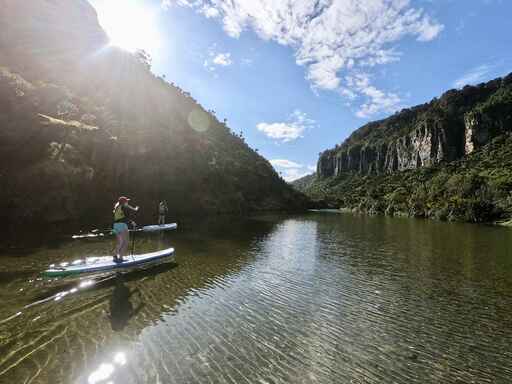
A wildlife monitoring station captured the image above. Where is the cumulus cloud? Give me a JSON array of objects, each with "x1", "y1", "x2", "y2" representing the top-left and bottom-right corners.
[
  {"x1": 212, "y1": 53, "x2": 232, "y2": 66},
  {"x1": 161, "y1": 0, "x2": 194, "y2": 10},
  {"x1": 201, "y1": 5, "x2": 220, "y2": 18},
  {"x1": 164, "y1": 0, "x2": 443, "y2": 118},
  {"x1": 270, "y1": 159, "x2": 315, "y2": 182},
  {"x1": 343, "y1": 72, "x2": 401, "y2": 118},
  {"x1": 270, "y1": 159, "x2": 303, "y2": 168},
  {"x1": 453, "y1": 64, "x2": 494, "y2": 89},
  {"x1": 204, "y1": 46, "x2": 233, "y2": 73},
  {"x1": 257, "y1": 110, "x2": 315, "y2": 142}
]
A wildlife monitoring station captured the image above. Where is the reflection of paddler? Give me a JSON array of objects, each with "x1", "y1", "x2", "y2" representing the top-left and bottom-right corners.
[
  {"x1": 109, "y1": 275, "x2": 143, "y2": 331},
  {"x1": 158, "y1": 200, "x2": 168, "y2": 225}
]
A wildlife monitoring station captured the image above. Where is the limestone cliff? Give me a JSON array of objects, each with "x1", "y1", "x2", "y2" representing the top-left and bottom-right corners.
[
  {"x1": 0, "y1": 0, "x2": 307, "y2": 234},
  {"x1": 317, "y1": 74, "x2": 512, "y2": 178},
  {"x1": 297, "y1": 74, "x2": 512, "y2": 223}
]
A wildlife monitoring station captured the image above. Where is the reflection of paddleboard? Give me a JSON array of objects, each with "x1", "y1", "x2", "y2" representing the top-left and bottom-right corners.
[
  {"x1": 72, "y1": 223, "x2": 178, "y2": 239},
  {"x1": 72, "y1": 232, "x2": 107, "y2": 239},
  {"x1": 43, "y1": 248, "x2": 175, "y2": 277}
]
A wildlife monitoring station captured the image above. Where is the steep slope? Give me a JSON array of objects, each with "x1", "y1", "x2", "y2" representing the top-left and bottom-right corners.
[
  {"x1": 0, "y1": 0, "x2": 307, "y2": 234},
  {"x1": 298, "y1": 74, "x2": 512, "y2": 222},
  {"x1": 317, "y1": 74, "x2": 512, "y2": 177}
]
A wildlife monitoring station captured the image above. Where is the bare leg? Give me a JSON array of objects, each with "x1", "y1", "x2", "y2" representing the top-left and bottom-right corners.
[
  {"x1": 120, "y1": 230, "x2": 129, "y2": 259},
  {"x1": 115, "y1": 232, "x2": 123, "y2": 258}
]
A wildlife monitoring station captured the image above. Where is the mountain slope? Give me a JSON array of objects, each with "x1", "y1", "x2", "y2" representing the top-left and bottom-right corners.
[
  {"x1": 0, "y1": 0, "x2": 307, "y2": 234},
  {"x1": 297, "y1": 74, "x2": 512, "y2": 222}
]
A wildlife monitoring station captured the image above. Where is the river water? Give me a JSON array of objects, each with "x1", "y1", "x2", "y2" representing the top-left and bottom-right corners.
[{"x1": 1, "y1": 212, "x2": 512, "y2": 383}]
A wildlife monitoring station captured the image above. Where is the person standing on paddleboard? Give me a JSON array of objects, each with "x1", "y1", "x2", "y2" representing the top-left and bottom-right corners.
[
  {"x1": 158, "y1": 200, "x2": 168, "y2": 225},
  {"x1": 113, "y1": 196, "x2": 139, "y2": 262}
]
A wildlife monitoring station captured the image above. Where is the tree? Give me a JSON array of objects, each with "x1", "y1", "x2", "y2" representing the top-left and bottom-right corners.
[{"x1": 135, "y1": 49, "x2": 152, "y2": 70}]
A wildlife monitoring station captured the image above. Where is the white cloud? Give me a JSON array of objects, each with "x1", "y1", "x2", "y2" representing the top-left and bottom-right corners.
[
  {"x1": 257, "y1": 122, "x2": 304, "y2": 142},
  {"x1": 257, "y1": 110, "x2": 315, "y2": 142},
  {"x1": 201, "y1": 5, "x2": 220, "y2": 18},
  {"x1": 164, "y1": 0, "x2": 443, "y2": 118},
  {"x1": 282, "y1": 168, "x2": 310, "y2": 182},
  {"x1": 270, "y1": 159, "x2": 314, "y2": 182},
  {"x1": 212, "y1": 53, "x2": 232, "y2": 66},
  {"x1": 453, "y1": 64, "x2": 494, "y2": 88},
  {"x1": 270, "y1": 159, "x2": 302, "y2": 168},
  {"x1": 346, "y1": 72, "x2": 402, "y2": 118},
  {"x1": 204, "y1": 47, "x2": 233, "y2": 73},
  {"x1": 161, "y1": 0, "x2": 194, "y2": 10}
]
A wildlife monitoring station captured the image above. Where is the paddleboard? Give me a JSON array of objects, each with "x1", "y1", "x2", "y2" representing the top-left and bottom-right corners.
[
  {"x1": 139, "y1": 223, "x2": 177, "y2": 232},
  {"x1": 43, "y1": 248, "x2": 175, "y2": 277},
  {"x1": 72, "y1": 223, "x2": 177, "y2": 239}
]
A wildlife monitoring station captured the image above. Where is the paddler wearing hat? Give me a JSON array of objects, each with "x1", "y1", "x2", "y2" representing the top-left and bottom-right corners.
[{"x1": 112, "y1": 196, "x2": 139, "y2": 262}]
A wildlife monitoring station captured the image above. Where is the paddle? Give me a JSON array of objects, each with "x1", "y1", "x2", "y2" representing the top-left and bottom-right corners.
[{"x1": 130, "y1": 221, "x2": 137, "y2": 259}]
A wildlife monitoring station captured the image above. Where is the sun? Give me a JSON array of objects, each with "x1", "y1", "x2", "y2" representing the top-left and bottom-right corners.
[{"x1": 91, "y1": 0, "x2": 161, "y2": 55}]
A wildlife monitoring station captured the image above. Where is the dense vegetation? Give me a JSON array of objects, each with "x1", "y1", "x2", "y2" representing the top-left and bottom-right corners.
[
  {"x1": 0, "y1": 0, "x2": 306, "y2": 236},
  {"x1": 297, "y1": 133, "x2": 512, "y2": 222},
  {"x1": 296, "y1": 74, "x2": 512, "y2": 223},
  {"x1": 332, "y1": 75, "x2": 511, "y2": 152}
]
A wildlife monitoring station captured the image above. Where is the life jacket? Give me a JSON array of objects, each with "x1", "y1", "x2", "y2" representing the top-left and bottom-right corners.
[{"x1": 113, "y1": 203, "x2": 125, "y2": 222}]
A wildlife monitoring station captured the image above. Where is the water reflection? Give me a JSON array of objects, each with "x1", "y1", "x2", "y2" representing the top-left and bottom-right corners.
[{"x1": 1, "y1": 213, "x2": 512, "y2": 383}]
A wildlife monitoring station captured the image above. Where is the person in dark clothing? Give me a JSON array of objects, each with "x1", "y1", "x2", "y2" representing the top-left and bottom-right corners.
[
  {"x1": 158, "y1": 200, "x2": 168, "y2": 225},
  {"x1": 112, "y1": 196, "x2": 139, "y2": 262}
]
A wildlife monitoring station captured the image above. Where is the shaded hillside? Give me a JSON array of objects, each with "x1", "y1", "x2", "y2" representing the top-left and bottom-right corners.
[
  {"x1": 0, "y1": 0, "x2": 307, "y2": 233},
  {"x1": 299, "y1": 74, "x2": 512, "y2": 223}
]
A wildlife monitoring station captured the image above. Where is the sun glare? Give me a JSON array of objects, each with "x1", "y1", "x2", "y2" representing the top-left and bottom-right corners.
[{"x1": 92, "y1": 0, "x2": 161, "y2": 55}]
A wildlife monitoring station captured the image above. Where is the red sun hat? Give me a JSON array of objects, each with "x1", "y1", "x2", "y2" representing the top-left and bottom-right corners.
[{"x1": 118, "y1": 196, "x2": 130, "y2": 203}]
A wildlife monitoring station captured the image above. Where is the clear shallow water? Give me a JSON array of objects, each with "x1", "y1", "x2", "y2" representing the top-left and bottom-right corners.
[{"x1": 1, "y1": 212, "x2": 512, "y2": 383}]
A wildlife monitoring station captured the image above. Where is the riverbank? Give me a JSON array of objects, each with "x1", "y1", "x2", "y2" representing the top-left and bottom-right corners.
[{"x1": 296, "y1": 133, "x2": 512, "y2": 224}]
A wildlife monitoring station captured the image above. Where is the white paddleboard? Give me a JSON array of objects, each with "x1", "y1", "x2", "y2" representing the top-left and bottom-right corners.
[
  {"x1": 43, "y1": 248, "x2": 175, "y2": 277},
  {"x1": 72, "y1": 223, "x2": 177, "y2": 239},
  {"x1": 139, "y1": 223, "x2": 177, "y2": 232}
]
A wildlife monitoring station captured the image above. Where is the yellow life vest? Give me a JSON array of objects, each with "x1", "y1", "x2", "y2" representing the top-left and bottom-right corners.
[{"x1": 113, "y1": 203, "x2": 125, "y2": 222}]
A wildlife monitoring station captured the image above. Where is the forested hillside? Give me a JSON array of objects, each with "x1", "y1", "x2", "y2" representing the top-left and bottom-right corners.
[
  {"x1": 295, "y1": 73, "x2": 512, "y2": 223},
  {"x1": 0, "y1": 0, "x2": 307, "y2": 235}
]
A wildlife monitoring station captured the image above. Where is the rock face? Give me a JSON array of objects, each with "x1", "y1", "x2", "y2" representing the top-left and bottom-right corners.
[
  {"x1": 0, "y1": 0, "x2": 307, "y2": 234},
  {"x1": 318, "y1": 74, "x2": 512, "y2": 178}
]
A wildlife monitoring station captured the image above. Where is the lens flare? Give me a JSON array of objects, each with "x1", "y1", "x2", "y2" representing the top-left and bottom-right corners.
[{"x1": 188, "y1": 109, "x2": 210, "y2": 133}]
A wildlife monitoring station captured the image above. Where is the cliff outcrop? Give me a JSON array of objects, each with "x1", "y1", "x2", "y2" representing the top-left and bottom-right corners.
[
  {"x1": 0, "y1": 0, "x2": 307, "y2": 235},
  {"x1": 297, "y1": 74, "x2": 512, "y2": 223},
  {"x1": 317, "y1": 75, "x2": 512, "y2": 177}
]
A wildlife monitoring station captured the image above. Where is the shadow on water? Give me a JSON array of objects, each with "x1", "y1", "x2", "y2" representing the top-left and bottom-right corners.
[
  {"x1": 109, "y1": 274, "x2": 144, "y2": 332},
  {"x1": 0, "y1": 262, "x2": 177, "y2": 327}
]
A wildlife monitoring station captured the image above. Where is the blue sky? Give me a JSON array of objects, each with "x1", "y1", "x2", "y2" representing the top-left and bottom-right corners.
[{"x1": 89, "y1": 0, "x2": 512, "y2": 181}]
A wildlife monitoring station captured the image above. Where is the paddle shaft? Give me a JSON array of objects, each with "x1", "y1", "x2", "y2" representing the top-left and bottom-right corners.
[{"x1": 131, "y1": 226, "x2": 136, "y2": 256}]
